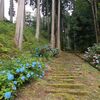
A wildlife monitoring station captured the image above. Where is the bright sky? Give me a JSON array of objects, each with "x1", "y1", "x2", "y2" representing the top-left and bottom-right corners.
[
  {"x1": 4, "y1": 0, "x2": 72, "y2": 22},
  {"x1": 4, "y1": 0, "x2": 35, "y2": 22}
]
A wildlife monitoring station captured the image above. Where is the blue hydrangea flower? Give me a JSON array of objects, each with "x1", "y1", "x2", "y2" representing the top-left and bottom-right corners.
[
  {"x1": 20, "y1": 67, "x2": 25, "y2": 72},
  {"x1": 39, "y1": 75, "x2": 43, "y2": 78},
  {"x1": 42, "y1": 72, "x2": 45, "y2": 77},
  {"x1": 32, "y1": 62, "x2": 36, "y2": 67},
  {"x1": 26, "y1": 73, "x2": 31, "y2": 78},
  {"x1": 12, "y1": 85, "x2": 17, "y2": 90},
  {"x1": 4, "y1": 92, "x2": 12, "y2": 99},
  {"x1": 38, "y1": 64, "x2": 42, "y2": 69},
  {"x1": 7, "y1": 73, "x2": 14, "y2": 81},
  {"x1": 16, "y1": 69, "x2": 20, "y2": 73},
  {"x1": 13, "y1": 81, "x2": 17, "y2": 85},
  {"x1": 21, "y1": 76, "x2": 26, "y2": 81},
  {"x1": 26, "y1": 63, "x2": 30, "y2": 67},
  {"x1": 30, "y1": 72, "x2": 34, "y2": 75}
]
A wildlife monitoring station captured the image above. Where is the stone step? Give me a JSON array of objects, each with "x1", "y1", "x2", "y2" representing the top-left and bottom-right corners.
[
  {"x1": 47, "y1": 78, "x2": 75, "y2": 83},
  {"x1": 67, "y1": 90, "x2": 88, "y2": 96},
  {"x1": 52, "y1": 71, "x2": 79, "y2": 74},
  {"x1": 47, "y1": 84, "x2": 85, "y2": 89},
  {"x1": 49, "y1": 76, "x2": 80, "y2": 79},
  {"x1": 51, "y1": 74, "x2": 79, "y2": 76},
  {"x1": 46, "y1": 89, "x2": 88, "y2": 96},
  {"x1": 45, "y1": 93, "x2": 76, "y2": 100}
]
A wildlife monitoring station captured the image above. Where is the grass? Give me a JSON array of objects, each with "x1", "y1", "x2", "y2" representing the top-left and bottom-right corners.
[
  {"x1": 0, "y1": 21, "x2": 48, "y2": 72},
  {"x1": 0, "y1": 21, "x2": 48, "y2": 59}
]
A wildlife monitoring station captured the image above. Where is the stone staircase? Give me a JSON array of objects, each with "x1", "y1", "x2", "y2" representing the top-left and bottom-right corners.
[
  {"x1": 44, "y1": 65, "x2": 89, "y2": 100},
  {"x1": 15, "y1": 53, "x2": 100, "y2": 100}
]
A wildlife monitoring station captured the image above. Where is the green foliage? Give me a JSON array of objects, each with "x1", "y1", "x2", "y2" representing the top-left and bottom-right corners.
[
  {"x1": 0, "y1": 55, "x2": 45, "y2": 100},
  {"x1": 31, "y1": 46, "x2": 59, "y2": 60},
  {"x1": 0, "y1": 21, "x2": 49, "y2": 99},
  {"x1": 70, "y1": 0, "x2": 96, "y2": 51},
  {"x1": 0, "y1": 21, "x2": 48, "y2": 58}
]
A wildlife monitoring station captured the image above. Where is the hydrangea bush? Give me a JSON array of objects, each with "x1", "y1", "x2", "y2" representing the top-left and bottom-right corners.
[
  {"x1": 32, "y1": 45, "x2": 59, "y2": 59},
  {"x1": 84, "y1": 44, "x2": 100, "y2": 69},
  {"x1": 0, "y1": 57, "x2": 45, "y2": 100}
]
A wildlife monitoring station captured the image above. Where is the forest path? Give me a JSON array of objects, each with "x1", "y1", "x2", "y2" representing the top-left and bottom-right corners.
[{"x1": 15, "y1": 52, "x2": 100, "y2": 100}]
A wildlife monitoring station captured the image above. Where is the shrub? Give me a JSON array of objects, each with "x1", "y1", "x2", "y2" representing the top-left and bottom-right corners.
[
  {"x1": 31, "y1": 45, "x2": 59, "y2": 59},
  {"x1": 84, "y1": 43, "x2": 100, "y2": 69},
  {"x1": 0, "y1": 57, "x2": 45, "y2": 100}
]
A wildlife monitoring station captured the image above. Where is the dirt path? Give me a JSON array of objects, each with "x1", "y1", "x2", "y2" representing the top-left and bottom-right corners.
[{"x1": 15, "y1": 52, "x2": 100, "y2": 100}]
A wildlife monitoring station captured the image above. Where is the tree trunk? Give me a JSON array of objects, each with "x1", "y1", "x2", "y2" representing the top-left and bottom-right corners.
[
  {"x1": 9, "y1": 0, "x2": 14, "y2": 22},
  {"x1": 15, "y1": 0, "x2": 25, "y2": 50},
  {"x1": 57, "y1": 0, "x2": 61, "y2": 50},
  {"x1": 91, "y1": 0, "x2": 99, "y2": 43},
  {"x1": 47, "y1": 16, "x2": 50, "y2": 40},
  {"x1": 0, "y1": 0, "x2": 4, "y2": 20},
  {"x1": 94, "y1": 0, "x2": 100, "y2": 43},
  {"x1": 51, "y1": 0, "x2": 55, "y2": 48},
  {"x1": 35, "y1": 0, "x2": 40, "y2": 40}
]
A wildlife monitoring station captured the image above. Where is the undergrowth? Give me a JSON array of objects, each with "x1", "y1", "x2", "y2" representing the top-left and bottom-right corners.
[{"x1": 0, "y1": 21, "x2": 48, "y2": 59}]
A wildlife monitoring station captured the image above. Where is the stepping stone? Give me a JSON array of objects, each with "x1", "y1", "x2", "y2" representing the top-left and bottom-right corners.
[{"x1": 47, "y1": 84, "x2": 85, "y2": 89}]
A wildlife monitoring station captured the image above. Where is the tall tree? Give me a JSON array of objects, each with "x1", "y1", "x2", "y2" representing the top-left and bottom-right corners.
[
  {"x1": 0, "y1": 0, "x2": 4, "y2": 20},
  {"x1": 15, "y1": 0, "x2": 25, "y2": 50},
  {"x1": 88, "y1": 0, "x2": 100, "y2": 43},
  {"x1": 51, "y1": 0, "x2": 55, "y2": 48},
  {"x1": 57, "y1": 0, "x2": 61, "y2": 50},
  {"x1": 35, "y1": 0, "x2": 40, "y2": 40},
  {"x1": 9, "y1": 0, "x2": 15, "y2": 22},
  {"x1": 70, "y1": 0, "x2": 96, "y2": 51}
]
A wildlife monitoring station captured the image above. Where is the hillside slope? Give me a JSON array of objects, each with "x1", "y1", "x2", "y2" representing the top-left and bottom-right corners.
[{"x1": 0, "y1": 21, "x2": 48, "y2": 59}]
